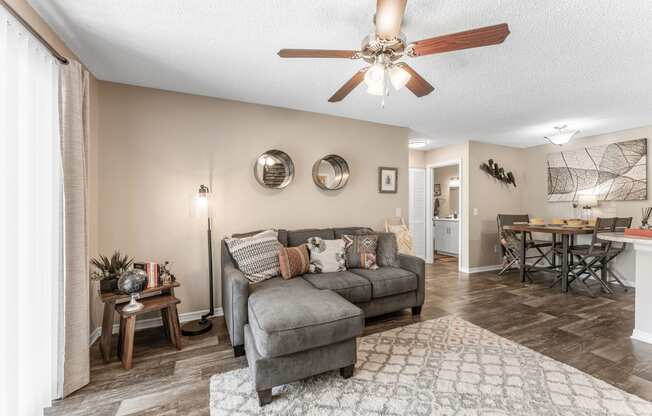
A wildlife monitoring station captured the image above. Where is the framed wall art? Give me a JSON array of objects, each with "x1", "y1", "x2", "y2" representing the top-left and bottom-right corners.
[{"x1": 378, "y1": 167, "x2": 398, "y2": 193}]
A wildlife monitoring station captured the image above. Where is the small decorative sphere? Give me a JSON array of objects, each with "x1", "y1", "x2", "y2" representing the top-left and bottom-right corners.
[{"x1": 118, "y1": 269, "x2": 148, "y2": 294}]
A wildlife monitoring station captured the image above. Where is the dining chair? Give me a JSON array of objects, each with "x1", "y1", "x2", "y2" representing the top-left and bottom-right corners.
[
  {"x1": 596, "y1": 217, "x2": 633, "y2": 291},
  {"x1": 567, "y1": 217, "x2": 616, "y2": 296},
  {"x1": 496, "y1": 214, "x2": 553, "y2": 280}
]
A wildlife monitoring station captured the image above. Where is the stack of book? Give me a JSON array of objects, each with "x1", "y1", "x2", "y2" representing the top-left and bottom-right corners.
[{"x1": 134, "y1": 261, "x2": 159, "y2": 288}]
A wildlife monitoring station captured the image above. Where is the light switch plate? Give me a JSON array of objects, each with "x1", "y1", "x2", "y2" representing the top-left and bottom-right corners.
[
  {"x1": 473, "y1": 208, "x2": 479, "y2": 216},
  {"x1": 395, "y1": 207, "x2": 402, "y2": 217}
]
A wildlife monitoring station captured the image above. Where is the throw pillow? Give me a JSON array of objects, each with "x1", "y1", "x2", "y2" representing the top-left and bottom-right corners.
[
  {"x1": 376, "y1": 232, "x2": 401, "y2": 267},
  {"x1": 306, "y1": 237, "x2": 346, "y2": 273},
  {"x1": 278, "y1": 244, "x2": 310, "y2": 279},
  {"x1": 342, "y1": 234, "x2": 379, "y2": 270},
  {"x1": 224, "y1": 235, "x2": 281, "y2": 283}
]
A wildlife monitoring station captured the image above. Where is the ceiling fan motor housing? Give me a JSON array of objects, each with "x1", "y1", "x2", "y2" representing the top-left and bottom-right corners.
[{"x1": 360, "y1": 32, "x2": 407, "y2": 64}]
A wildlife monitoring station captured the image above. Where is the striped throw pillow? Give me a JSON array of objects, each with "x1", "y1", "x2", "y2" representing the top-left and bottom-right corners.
[
  {"x1": 225, "y1": 235, "x2": 281, "y2": 283},
  {"x1": 278, "y1": 244, "x2": 310, "y2": 279}
]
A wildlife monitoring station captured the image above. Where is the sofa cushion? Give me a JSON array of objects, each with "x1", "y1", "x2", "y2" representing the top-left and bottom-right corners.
[
  {"x1": 376, "y1": 232, "x2": 400, "y2": 267},
  {"x1": 247, "y1": 277, "x2": 363, "y2": 358},
  {"x1": 287, "y1": 228, "x2": 334, "y2": 247},
  {"x1": 349, "y1": 267, "x2": 418, "y2": 298},
  {"x1": 333, "y1": 227, "x2": 374, "y2": 239},
  {"x1": 302, "y1": 271, "x2": 372, "y2": 303}
]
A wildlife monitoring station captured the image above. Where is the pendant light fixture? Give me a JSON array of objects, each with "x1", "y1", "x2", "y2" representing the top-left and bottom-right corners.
[{"x1": 545, "y1": 125, "x2": 580, "y2": 145}]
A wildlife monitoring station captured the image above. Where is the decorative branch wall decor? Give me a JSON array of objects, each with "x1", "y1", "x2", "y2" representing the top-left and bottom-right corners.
[{"x1": 480, "y1": 159, "x2": 517, "y2": 187}]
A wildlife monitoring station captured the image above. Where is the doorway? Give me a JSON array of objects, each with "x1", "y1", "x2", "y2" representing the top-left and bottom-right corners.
[{"x1": 426, "y1": 161, "x2": 462, "y2": 267}]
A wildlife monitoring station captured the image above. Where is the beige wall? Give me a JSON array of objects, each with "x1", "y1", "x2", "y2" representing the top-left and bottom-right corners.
[
  {"x1": 409, "y1": 149, "x2": 425, "y2": 168},
  {"x1": 433, "y1": 165, "x2": 459, "y2": 217},
  {"x1": 520, "y1": 125, "x2": 652, "y2": 284},
  {"x1": 96, "y1": 81, "x2": 409, "y2": 325},
  {"x1": 468, "y1": 141, "x2": 526, "y2": 268}
]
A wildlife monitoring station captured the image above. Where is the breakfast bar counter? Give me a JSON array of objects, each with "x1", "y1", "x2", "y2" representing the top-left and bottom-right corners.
[{"x1": 599, "y1": 232, "x2": 652, "y2": 345}]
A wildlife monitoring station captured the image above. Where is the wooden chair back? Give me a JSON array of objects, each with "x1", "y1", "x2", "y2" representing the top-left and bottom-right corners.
[{"x1": 590, "y1": 217, "x2": 616, "y2": 254}]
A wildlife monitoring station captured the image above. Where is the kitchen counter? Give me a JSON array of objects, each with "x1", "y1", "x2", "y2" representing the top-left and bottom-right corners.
[{"x1": 599, "y1": 232, "x2": 652, "y2": 344}]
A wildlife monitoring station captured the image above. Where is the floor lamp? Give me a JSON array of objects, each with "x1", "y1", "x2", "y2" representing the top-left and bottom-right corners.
[{"x1": 181, "y1": 184, "x2": 214, "y2": 336}]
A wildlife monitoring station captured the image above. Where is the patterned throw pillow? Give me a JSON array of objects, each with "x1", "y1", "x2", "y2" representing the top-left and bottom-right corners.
[
  {"x1": 225, "y1": 235, "x2": 281, "y2": 283},
  {"x1": 306, "y1": 237, "x2": 346, "y2": 273},
  {"x1": 278, "y1": 244, "x2": 310, "y2": 279},
  {"x1": 343, "y1": 234, "x2": 379, "y2": 270}
]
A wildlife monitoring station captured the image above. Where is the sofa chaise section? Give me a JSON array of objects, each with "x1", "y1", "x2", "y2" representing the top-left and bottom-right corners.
[{"x1": 244, "y1": 276, "x2": 363, "y2": 405}]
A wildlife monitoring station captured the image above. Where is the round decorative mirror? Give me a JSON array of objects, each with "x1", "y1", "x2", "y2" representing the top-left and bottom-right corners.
[
  {"x1": 254, "y1": 150, "x2": 294, "y2": 189},
  {"x1": 312, "y1": 155, "x2": 350, "y2": 190}
]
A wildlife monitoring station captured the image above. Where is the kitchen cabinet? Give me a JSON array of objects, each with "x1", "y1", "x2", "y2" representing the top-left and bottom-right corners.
[{"x1": 433, "y1": 219, "x2": 459, "y2": 256}]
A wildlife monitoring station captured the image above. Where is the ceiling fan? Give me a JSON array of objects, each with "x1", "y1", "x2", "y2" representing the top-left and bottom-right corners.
[{"x1": 277, "y1": 0, "x2": 510, "y2": 103}]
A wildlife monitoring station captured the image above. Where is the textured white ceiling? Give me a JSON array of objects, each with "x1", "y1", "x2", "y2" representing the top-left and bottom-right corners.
[{"x1": 29, "y1": 0, "x2": 652, "y2": 148}]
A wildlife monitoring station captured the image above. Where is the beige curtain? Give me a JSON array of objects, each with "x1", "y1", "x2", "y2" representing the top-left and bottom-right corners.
[{"x1": 59, "y1": 60, "x2": 90, "y2": 397}]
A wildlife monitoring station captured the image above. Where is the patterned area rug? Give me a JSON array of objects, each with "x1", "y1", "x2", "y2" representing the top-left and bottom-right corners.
[{"x1": 209, "y1": 316, "x2": 652, "y2": 415}]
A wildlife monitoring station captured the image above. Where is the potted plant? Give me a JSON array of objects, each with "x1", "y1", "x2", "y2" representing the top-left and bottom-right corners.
[{"x1": 90, "y1": 251, "x2": 134, "y2": 293}]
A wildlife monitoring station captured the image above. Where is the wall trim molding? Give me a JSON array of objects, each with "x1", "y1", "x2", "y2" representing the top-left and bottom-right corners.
[
  {"x1": 89, "y1": 327, "x2": 102, "y2": 346},
  {"x1": 632, "y1": 329, "x2": 652, "y2": 345},
  {"x1": 621, "y1": 279, "x2": 636, "y2": 288},
  {"x1": 89, "y1": 307, "x2": 224, "y2": 345},
  {"x1": 460, "y1": 264, "x2": 503, "y2": 274},
  {"x1": 458, "y1": 266, "x2": 636, "y2": 288}
]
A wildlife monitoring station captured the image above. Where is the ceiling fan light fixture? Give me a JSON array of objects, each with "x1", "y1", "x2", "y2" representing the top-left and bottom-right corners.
[
  {"x1": 545, "y1": 125, "x2": 579, "y2": 145},
  {"x1": 389, "y1": 65, "x2": 411, "y2": 90},
  {"x1": 364, "y1": 62, "x2": 386, "y2": 88},
  {"x1": 366, "y1": 80, "x2": 386, "y2": 96}
]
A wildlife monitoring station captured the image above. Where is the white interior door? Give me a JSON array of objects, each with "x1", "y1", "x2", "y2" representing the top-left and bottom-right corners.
[{"x1": 409, "y1": 168, "x2": 426, "y2": 259}]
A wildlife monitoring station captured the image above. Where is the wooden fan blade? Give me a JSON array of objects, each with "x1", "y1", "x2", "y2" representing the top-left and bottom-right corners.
[
  {"x1": 396, "y1": 63, "x2": 434, "y2": 97},
  {"x1": 375, "y1": 0, "x2": 407, "y2": 40},
  {"x1": 277, "y1": 49, "x2": 359, "y2": 59},
  {"x1": 328, "y1": 68, "x2": 368, "y2": 102},
  {"x1": 409, "y1": 23, "x2": 510, "y2": 57}
]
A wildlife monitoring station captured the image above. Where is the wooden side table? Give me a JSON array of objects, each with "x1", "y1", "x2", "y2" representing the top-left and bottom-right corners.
[
  {"x1": 116, "y1": 294, "x2": 182, "y2": 369},
  {"x1": 99, "y1": 281, "x2": 180, "y2": 362}
]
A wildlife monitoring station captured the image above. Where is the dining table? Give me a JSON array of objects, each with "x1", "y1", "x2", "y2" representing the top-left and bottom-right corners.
[{"x1": 504, "y1": 224, "x2": 597, "y2": 292}]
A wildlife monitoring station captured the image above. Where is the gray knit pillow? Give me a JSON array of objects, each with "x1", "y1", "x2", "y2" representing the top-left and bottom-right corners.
[{"x1": 225, "y1": 236, "x2": 281, "y2": 283}]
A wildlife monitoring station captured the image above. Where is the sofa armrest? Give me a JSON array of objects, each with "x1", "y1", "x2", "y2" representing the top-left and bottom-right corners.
[
  {"x1": 399, "y1": 253, "x2": 425, "y2": 306},
  {"x1": 221, "y1": 264, "x2": 249, "y2": 348}
]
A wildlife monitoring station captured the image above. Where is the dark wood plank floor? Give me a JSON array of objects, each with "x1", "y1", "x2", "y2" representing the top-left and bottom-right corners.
[{"x1": 46, "y1": 260, "x2": 652, "y2": 415}]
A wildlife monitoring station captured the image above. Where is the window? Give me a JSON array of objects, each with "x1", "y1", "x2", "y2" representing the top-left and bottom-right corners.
[{"x1": 0, "y1": 6, "x2": 63, "y2": 415}]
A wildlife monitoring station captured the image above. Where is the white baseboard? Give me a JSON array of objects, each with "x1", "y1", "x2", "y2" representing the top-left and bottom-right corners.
[
  {"x1": 89, "y1": 327, "x2": 102, "y2": 345},
  {"x1": 89, "y1": 307, "x2": 224, "y2": 345},
  {"x1": 632, "y1": 329, "x2": 652, "y2": 344},
  {"x1": 621, "y1": 279, "x2": 636, "y2": 288},
  {"x1": 459, "y1": 265, "x2": 503, "y2": 274}
]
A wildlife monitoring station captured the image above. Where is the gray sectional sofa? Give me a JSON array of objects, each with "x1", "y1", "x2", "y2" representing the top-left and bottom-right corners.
[{"x1": 220, "y1": 227, "x2": 425, "y2": 405}]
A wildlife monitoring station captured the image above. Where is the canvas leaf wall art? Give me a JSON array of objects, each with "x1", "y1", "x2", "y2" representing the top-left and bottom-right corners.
[{"x1": 547, "y1": 138, "x2": 647, "y2": 202}]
